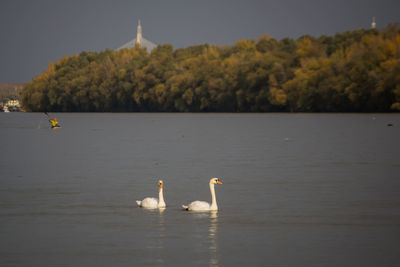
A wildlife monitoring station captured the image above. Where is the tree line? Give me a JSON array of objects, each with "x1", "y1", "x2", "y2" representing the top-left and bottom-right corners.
[
  {"x1": 1, "y1": 83, "x2": 24, "y2": 102},
  {"x1": 20, "y1": 24, "x2": 400, "y2": 112}
]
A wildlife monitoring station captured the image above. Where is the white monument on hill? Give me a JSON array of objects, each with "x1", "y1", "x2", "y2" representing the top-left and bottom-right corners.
[
  {"x1": 371, "y1": 17, "x2": 376, "y2": 29},
  {"x1": 117, "y1": 20, "x2": 156, "y2": 52}
]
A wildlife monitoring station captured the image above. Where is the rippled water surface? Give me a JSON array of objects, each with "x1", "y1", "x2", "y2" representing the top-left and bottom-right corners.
[{"x1": 1, "y1": 113, "x2": 400, "y2": 266}]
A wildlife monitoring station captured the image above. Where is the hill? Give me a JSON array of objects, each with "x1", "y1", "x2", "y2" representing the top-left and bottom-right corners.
[{"x1": 20, "y1": 24, "x2": 400, "y2": 112}]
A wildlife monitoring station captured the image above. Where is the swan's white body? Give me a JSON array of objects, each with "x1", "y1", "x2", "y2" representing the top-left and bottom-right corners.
[
  {"x1": 136, "y1": 180, "x2": 166, "y2": 209},
  {"x1": 183, "y1": 178, "x2": 222, "y2": 211}
]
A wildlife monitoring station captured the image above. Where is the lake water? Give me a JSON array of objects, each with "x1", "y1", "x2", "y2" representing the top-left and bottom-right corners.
[{"x1": 1, "y1": 113, "x2": 399, "y2": 266}]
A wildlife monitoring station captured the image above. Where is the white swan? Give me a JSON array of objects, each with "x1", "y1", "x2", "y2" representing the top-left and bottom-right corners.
[
  {"x1": 182, "y1": 178, "x2": 222, "y2": 211},
  {"x1": 136, "y1": 180, "x2": 166, "y2": 209}
]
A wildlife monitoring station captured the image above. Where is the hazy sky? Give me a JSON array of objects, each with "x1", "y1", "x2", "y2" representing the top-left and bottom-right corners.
[{"x1": 0, "y1": 0, "x2": 399, "y2": 82}]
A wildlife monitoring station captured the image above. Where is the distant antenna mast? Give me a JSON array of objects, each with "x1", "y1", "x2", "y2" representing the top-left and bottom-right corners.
[{"x1": 371, "y1": 17, "x2": 376, "y2": 29}]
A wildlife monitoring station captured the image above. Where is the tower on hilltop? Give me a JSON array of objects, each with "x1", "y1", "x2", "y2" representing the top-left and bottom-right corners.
[
  {"x1": 117, "y1": 20, "x2": 156, "y2": 52},
  {"x1": 371, "y1": 17, "x2": 376, "y2": 29},
  {"x1": 136, "y1": 20, "x2": 142, "y2": 46}
]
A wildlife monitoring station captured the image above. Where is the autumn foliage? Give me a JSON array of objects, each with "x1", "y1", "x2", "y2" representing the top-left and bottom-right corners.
[{"x1": 21, "y1": 24, "x2": 400, "y2": 112}]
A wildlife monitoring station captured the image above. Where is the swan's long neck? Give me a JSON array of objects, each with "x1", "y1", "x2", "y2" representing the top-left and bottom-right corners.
[
  {"x1": 158, "y1": 187, "x2": 166, "y2": 208},
  {"x1": 209, "y1": 183, "x2": 218, "y2": 210}
]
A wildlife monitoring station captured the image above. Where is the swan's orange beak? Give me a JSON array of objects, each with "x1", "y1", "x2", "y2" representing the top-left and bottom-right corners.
[
  {"x1": 216, "y1": 180, "x2": 222, "y2": 184},
  {"x1": 159, "y1": 183, "x2": 163, "y2": 188}
]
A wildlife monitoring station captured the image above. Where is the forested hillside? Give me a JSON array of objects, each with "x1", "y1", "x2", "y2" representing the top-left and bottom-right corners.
[{"x1": 21, "y1": 24, "x2": 400, "y2": 112}]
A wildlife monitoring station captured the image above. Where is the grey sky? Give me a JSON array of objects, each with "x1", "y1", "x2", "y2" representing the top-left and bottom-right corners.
[{"x1": 0, "y1": 0, "x2": 399, "y2": 82}]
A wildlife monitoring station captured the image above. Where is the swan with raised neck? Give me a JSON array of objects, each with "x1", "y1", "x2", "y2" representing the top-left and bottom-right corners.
[
  {"x1": 136, "y1": 180, "x2": 166, "y2": 209},
  {"x1": 182, "y1": 178, "x2": 222, "y2": 211}
]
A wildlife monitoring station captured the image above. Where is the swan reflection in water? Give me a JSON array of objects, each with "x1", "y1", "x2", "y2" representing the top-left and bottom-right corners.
[
  {"x1": 145, "y1": 208, "x2": 166, "y2": 266},
  {"x1": 191, "y1": 211, "x2": 219, "y2": 266},
  {"x1": 157, "y1": 208, "x2": 166, "y2": 265},
  {"x1": 209, "y1": 211, "x2": 219, "y2": 267},
  {"x1": 157, "y1": 208, "x2": 219, "y2": 266}
]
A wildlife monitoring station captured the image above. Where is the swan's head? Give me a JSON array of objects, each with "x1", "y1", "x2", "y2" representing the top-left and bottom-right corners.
[
  {"x1": 210, "y1": 177, "x2": 222, "y2": 185},
  {"x1": 158, "y1": 180, "x2": 163, "y2": 189}
]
